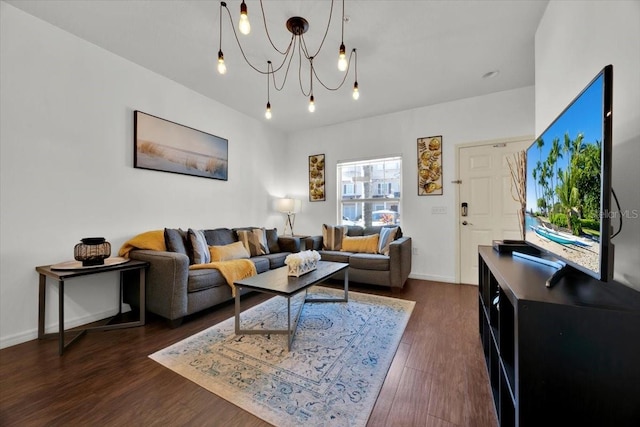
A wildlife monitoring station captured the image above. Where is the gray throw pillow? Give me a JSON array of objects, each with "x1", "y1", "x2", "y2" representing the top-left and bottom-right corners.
[
  {"x1": 164, "y1": 228, "x2": 189, "y2": 256},
  {"x1": 265, "y1": 228, "x2": 280, "y2": 253},
  {"x1": 188, "y1": 228, "x2": 211, "y2": 264}
]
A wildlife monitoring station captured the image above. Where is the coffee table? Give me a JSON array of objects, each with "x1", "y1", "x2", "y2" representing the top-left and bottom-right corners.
[{"x1": 234, "y1": 260, "x2": 349, "y2": 351}]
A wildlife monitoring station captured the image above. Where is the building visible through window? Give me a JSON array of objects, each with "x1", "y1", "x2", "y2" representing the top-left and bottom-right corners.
[{"x1": 337, "y1": 156, "x2": 402, "y2": 227}]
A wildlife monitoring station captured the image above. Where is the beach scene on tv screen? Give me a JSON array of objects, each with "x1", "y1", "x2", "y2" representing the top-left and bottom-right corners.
[{"x1": 525, "y1": 74, "x2": 604, "y2": 275}]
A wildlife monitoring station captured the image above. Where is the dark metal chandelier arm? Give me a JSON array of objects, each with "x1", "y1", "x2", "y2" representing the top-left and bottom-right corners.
[
  {"x1": 340, "y1": 0, "x2": 345, "y2": 43},
  {"x1": 266, "y1": 61, "x2": 271, "y2": 101},
  {"x1": 271, "y1": 38, "x2": 299, "y2": 92},
  {"x1": 312, "y1": 48, "x2": 356, "y2": 91},
  {"x1": 221, "y1": 4, "x2": 266, "y2": 73},
  {"x1": 297, "y1": 42, "x2": 312, "y2": 97},
  {"x1": 299, "y1": 33, "x2": 314, "y2": 61},
  {"x1": 306, "y1": 0, "x2": 335, "y2": 59},
  {"x1": 221, "y1": 2, "x2": 293, "y2": 75},
  {"x1": 219, "y1": 2, "x2": 224, "y2": 51},
  {"x1": 268, "y1": 34, "x2": 296, "y2": 74},
  {"x1": 259, "y1": 0, "x2": 290, "y2": 55}
]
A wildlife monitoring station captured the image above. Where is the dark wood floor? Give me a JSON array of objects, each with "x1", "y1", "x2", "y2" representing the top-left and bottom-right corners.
[{"x1": 0, "y1": 279, "x2": 497, "y2": 426}]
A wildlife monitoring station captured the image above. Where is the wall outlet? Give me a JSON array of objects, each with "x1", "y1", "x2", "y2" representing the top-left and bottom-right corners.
[
  {"x1": 412, "y1": 247, "x2": 418, "y2": 256},
  {"x1": 432, "y1": 206, "x2": 447, "y2": 215}
]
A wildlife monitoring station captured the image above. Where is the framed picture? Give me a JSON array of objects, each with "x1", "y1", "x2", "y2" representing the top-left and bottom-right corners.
[
  {"x1": 134, "y1": 110, "x2": 228, "y2": 181},
  {"x1": 309, "y1": 154, "x2": 325, "y2": 201},
  {"x1": 417, "y1": 136, "x2": 443, "y2": 195}
]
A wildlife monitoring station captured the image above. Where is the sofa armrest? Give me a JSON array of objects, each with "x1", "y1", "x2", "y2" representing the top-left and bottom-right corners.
[
  {"x1": 278, "y1": 236, "x2": 301, "y2": 253},
  {"x1": 127, "y1": 250, "x2": 190, "y2": 321},
  {"x1": 304, "y1": 235, "x2": 323, "y2": 251},
  {"x1": 389, "y1": 237, "x2": 412, "y2": 288}
]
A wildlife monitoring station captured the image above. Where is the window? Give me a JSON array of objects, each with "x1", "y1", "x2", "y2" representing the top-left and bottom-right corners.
[
  {"x1": 342, "y1": 183, "x2": 355, "y2": 196},
  {"x1": 374, "y1": 182, "x2": 392, "y2": 196},
  {"x1": 337, "y1": 156, "x2": 402, "y2": 227}
]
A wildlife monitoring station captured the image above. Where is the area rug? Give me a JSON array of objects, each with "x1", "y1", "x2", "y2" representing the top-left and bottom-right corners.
[{"x1": 149, "y1": 286, "x2": 415, "y2": 427}]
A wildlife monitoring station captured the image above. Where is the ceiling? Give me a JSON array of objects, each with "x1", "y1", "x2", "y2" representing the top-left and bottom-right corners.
[{"x1": 6, "y1": 0, "x2": 549, "y2": 134}]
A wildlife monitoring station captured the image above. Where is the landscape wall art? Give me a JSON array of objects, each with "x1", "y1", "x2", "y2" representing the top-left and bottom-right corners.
[{"x1": 134, "y1": 111, "x2": 228, "y2": 180}]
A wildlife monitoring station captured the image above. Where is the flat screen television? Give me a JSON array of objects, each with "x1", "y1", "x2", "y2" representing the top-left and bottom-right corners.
[{"x1": 523, "y1": 64, "x2": 614, "y2": 285}]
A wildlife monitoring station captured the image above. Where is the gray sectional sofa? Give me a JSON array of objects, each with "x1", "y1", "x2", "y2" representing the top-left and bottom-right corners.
[
  {"x1": 304, "y1": 225, "x2": 412, "y2": 289},
  {"x1": 125, "y1": 227, "x2": 300, "y2": 326}
]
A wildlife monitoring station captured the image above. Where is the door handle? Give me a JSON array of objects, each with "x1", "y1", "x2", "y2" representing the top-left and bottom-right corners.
[{"x1": 462, "y1": 221, "x2": 473, "y2": 226}]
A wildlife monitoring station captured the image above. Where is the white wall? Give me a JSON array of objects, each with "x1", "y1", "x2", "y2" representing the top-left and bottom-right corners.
[
  {"x1": 536, "y1": 1, "x2": 640, "y2": 290},
  {"x1": 0, "y1": 3, "x2": 288, "y2": 348},
  {"x1": 286, "y1": 87, "x2": 535, "y2": 283}
]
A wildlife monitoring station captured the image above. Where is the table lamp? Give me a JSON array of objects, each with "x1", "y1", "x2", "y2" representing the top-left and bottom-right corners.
[{"x1": 276, "y1": 198, "x2": 301, "y2": 236}]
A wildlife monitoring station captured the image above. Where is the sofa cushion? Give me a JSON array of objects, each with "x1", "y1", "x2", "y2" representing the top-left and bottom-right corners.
[
  {"x1": 378, "y1": 226, "x2": 399, "y2": 255},
  {"x1": 237, "y1": 228, "x2": 269, "y2": 256},
  {"x1": 349, "y1": 253, "x2": 390, "y2": 271},
  {"x1": 341, "y1": 234, "x2": 379, "y2": 254},
  {"x1": 319, "y1": 250, "x2": 352, "y2": 263},
  {"x1": 164, "y1": 228, "x2": 189, "y2": 256},
  {"x1": 188, "y1": 228, "x2": 210, "y2": 264},
  {"x1": 187, "y1": 268, "x2": 226, "y2": 292},
  {"x1": 209, "y1": 241, "x2": 250, "y2": 262},
  {"x1": 322, "y1": 224, "x2": 348, "y2": 250},
  {"x1": 255, "y1": 252, "x2": 287, "y2": 269},
  {"x1": 203, "y1": 228, "x2": 236, "y2": 246},
  {"x1": 249, "y1": 256, "x2": 271, "y2": 273}
]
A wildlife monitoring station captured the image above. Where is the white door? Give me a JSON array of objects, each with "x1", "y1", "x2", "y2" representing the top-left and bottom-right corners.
[{"x1": 458, "y1": 139, "x2": 531, "y2": 285}]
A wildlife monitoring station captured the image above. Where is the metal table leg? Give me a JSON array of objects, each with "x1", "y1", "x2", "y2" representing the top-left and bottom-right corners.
[
  {"x1": 235, "y1": 291, "x2": 305, "y2": 351},
  {"x1": 58, "y1": 280, "x2": 64, "y2": 355},
  {"x1": 38, "y1": 274, "x2": 46, "y2": 339}
]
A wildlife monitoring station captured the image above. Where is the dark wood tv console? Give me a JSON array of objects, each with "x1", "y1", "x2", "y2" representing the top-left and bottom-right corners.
[{"x1": 478, "y1": 246, "x2": 640, "y2": 427}]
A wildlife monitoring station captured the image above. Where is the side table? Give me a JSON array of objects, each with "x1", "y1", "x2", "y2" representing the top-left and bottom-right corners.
[
  {"x1": 36, "y1": 258, "x2": 149, "y2": 355},
  {"x1": 292, "y1": 234, "x2": 310, "y2": 251}
]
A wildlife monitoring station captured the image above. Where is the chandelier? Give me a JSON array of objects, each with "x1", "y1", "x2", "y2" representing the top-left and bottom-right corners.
[{"x1": 217, "y1": 0, "x2": 359, "y2": 119}]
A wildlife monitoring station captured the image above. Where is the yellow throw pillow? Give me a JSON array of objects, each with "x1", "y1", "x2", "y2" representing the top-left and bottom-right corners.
[
  {"x1": 209, "y1": 241, "x2": 250, "y2": 262},
  {"x1": 341, "y1": 234, "x2": 380, "y2": 254}
]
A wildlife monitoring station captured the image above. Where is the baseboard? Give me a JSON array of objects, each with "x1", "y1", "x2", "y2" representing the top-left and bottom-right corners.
[
  {"x1": 409, "y1": 273, "x2": 456, "y2": 284},
  {"x1": 0, "y1": 330, "x2": 37, "y2": 350},
  {"x1": 0, "y1": 308, "x2": 125, "y2": 350}
]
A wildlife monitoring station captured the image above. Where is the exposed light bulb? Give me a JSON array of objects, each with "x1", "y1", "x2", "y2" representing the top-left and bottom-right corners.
[
  {"x1": 308, "y1": 95, "x2": 315, "y2": 113},
  {"x1": 217, "y1": 50, "x2": 226, "y2": 75},
  {"x1": 239, "y1": 1, "x2": 250, "y2": 35},
  {"x1": 352, "y1": 81, "x2": 359, "y2": 100},
  {"x1": 338, "y1": 43, "x2": 348, "y2": 71},
  {"x1": 239, "y1": 16, "x2": 250, "y2": 35},
  {"x1": 265, "y1": 102, "x2": 272, "y2": 119},
  {"x1": 338, "y1": 56, "x2": 348, "y2": 72}
]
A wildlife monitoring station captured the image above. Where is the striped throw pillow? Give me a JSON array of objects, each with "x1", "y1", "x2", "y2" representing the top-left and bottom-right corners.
[
  {"x1": 378, "y1": 226, "x2": 399, "y2": 255},
  {"x1": 322, "y1": 224, "x2": 348, "y2": 250},
  {"x1": 236, "y1": 228, "x2": 269, "y2": 257}
]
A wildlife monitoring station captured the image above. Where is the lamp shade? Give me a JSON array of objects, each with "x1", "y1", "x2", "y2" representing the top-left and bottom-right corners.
[{"x1": 276, "y1": 198, "x2": 301, "y2": 213}]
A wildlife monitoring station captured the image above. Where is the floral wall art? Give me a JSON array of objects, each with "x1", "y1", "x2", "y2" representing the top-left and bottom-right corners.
[
  {"x1": 309, "y1": 154, "x2": 325, "y2": 201},
  {"x1": 417, "y1": 136, "x2": 443, "y2": 195}
]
